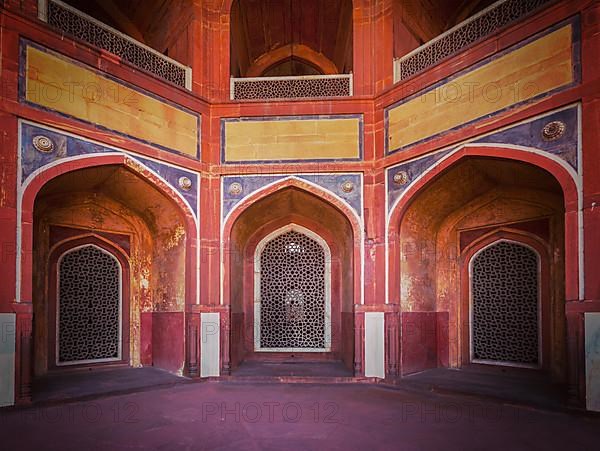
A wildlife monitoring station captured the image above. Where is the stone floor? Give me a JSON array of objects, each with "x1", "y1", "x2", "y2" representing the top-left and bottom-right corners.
[
  {"x1": 31, "y1": 364, "x2": 566, "y2": 412},
  {"x1": 32, "y1": 363, "x2": 357, "y2": 405},
  {"x1": 232, "y1": 361, "x2": 353, "y2": 377},
  {"x1": 3, "y1": 381, "x2": 599, "y2": 450},
  {"x1": 33, "y1": 367, "x2": 188, "y2": 404},
  {"x1": 401, "y1": 367, "x2": 567, "y2": 412}
]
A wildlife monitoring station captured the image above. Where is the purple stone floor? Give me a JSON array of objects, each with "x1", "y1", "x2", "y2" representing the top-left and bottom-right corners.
[
  {"x1": 33, "y1": 367, "x2": 188, "y2": 404},
  {"x1": 2, "y1": 381, "x2": 599, "y2": 451},
  {"x1": 401, "y1": 367, "x2": 567, "y2": 411},
  {"x1": 232, "y1": 361, "x2": 353, "y2": 377}
]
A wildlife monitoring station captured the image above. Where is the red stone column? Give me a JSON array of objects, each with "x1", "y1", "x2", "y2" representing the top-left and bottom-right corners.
[
  {"x1": 200, "y1": 175, "x2": 221, "y2": 306},
  {"x1": 565, "y1": 309, "x2": 585, "y2": 405},
  {"x1": 220, "y1": 307, "x2": 231, "y2": 375},
  {"x1": 581, "y1": 2, "x2": 600, "y2": 302},
  {"x1": 194, "y1": 0, "x2": 232, "y2": 102},
  {"x1": 13, "y1": 304, "x2": 33, "y2": 405},
  {"x1": 384, "y1": 308, "x2": 400, "y2": 378},
  {"x1": 354, "y1": 311, "x2": 365, "y2": 376},
  {"x1": 352, "y1": 0, "x2": 394, "y2": 97},
  {"x1": 568, "y1": 1, "x2": 600, "y2": 407},
  {"x1": 185, "y1": 311, "x2": 200, "y2": 377},
  {"x1": 373, "y1": 0, "x2": 395, "y2": 94}
]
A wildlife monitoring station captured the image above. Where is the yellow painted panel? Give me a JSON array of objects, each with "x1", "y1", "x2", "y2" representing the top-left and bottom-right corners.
[
  {"x1": 224, "y1": 118, "x2": 360, "y2": 161},
  {"x1": 25, "y1": 46, "x2": 198, "y2": 157},
  {"x1": 388, "y1": 25, "x2": 574, "y2": 151}
]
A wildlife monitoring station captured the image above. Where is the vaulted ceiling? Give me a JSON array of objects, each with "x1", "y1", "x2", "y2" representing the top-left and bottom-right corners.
[
  {"x1": 230, "y1": 0, "x2": 353, "y2": 77},
  {"x1": 61, "y1": 0, "x2": 497, "y2": 75},
  {"x1": 62, "y1": 0, "x2": 192, "y2": 55},
  {"x1": 393, "y1": 0, "x2": 498, "y2": 57},
  {"x1": 230, "y1": 0, "x2": 496, "y2": 77}
]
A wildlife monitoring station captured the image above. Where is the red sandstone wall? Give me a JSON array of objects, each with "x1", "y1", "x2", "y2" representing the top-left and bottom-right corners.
[
  {"x1": 0, "y1": 0, "x2": 599, "y2": 406},
  {"x1": 152, "y1": 312, "x2": 185, "y2": 374}
]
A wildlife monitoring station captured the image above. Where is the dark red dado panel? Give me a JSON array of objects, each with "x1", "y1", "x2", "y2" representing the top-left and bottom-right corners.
[
  {"x1": 437, "y1": 312, "x2": 450, "y2": 368},
  {"x1": 341, "y1": 312, "x2": 355, "y2": 371},
  {"x1": 140, "y1": 312, "x2": 153, "y2": 366},
  {"x1": 401, "y1": 312, "x2": 449, "y2": 375},
  {"x1": 152, "y1": 312, "x2": 185, "y2": 374},
  {"x1": 229, "y1": 312, "x2": 245, "y2": 369}
]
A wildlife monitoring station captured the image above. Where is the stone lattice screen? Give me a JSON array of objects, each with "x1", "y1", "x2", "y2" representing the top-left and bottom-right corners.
[
  {"x1": 471, "y1": 241, "x2": 540, "y2": 366},
  {"x1": 231, "y1": 74, "x2": 353, "y2": 101},
  {"x1": 39, "y1": 0, "x2": 192, "y2": 89},
  {"x1": 259, "y1": 231, "x2": 326, "y2": 350},
  {"x1": 394, "y1": 0, "x2": 558, "y2": 82},
  {"x1": 58, "y1": 245, "x2": 121, "y2": 364}
]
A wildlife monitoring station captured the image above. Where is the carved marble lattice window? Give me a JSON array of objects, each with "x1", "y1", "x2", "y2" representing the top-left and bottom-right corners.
[
  {"x1": 258, "y1": 230, "x2": 326, "y2": 350},
  {"x1": 58, "y1": 245, "x2": 121, "y2": 364},
  {"x1": 471, "y1": 241, "x2": 540, "y2": 366}
]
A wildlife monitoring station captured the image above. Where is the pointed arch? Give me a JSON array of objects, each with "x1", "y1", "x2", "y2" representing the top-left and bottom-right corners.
[
  {"x1": 246, "y1": 44, "x2": 340, "y2": 77},
  {"x1": 18, "y1": 153, "x2": 198, "y2": 305},
  {"x1": 223, "y1": 176, "x2": 362, "y2": 233},
  {"x1": 386, "y1": 144, "x2": 581, "y2": 305},
  {"x1": 222, "y1": 176, "x2": 363, "y2": 307}
]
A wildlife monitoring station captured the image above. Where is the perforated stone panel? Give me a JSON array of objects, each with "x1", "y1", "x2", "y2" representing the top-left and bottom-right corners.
[
  {"x1": 395, "y1": 0, "x2": 555, "y2": 82},
  {"x1": 259, "y1": 231, "x2": 326, "y2": 349},
  {"x1": 232, "y1": 76, "x2": 352, "y2": 100},
  {"x1": 46, "y1": 0, "x2": 188, "y2": 87},
  {"x1": 471, "y1": 241, "x2": 539, "y2": 366},
  {"x1": 58, "y1": 246, "x2": 121, "y2": 364}
]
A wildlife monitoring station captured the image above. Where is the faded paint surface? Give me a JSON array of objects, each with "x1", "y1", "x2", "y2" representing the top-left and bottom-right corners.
[
  {"x1": 32, "y1": 165, "x2": 186, "y2": 375},
  {"x1": 223, "y1": 116, "x2": 361, "y2": 162},
  {"x1": 222, "y1": 173, "x2": 362, "y2": 220},
  {"x1": 401, "y1": 312, "x2": 438, "y2": 375},
  {"x1": 153, "y1": 312, "x2": 185, "y2": 375},
  {"x1": 387, "y1": 24, "x2": 575, "y2": 152},
  {"x1": 24, "y1": 45, "x2": 199, "y2": 157}
]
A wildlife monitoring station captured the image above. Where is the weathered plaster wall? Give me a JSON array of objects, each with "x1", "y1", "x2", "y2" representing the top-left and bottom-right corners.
[
  {"x1": 32, "y1": 165, "x2": 187, "y2": 375},
  {"x1": 33, "y1": 192, "x2": 149, "y2": 374},
  {"x1": 400, "y1": 158, "x2": 566, "y2": 378},
  {"x1": 400, "y1": 160, "x2": 494, "y2": 310}
]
